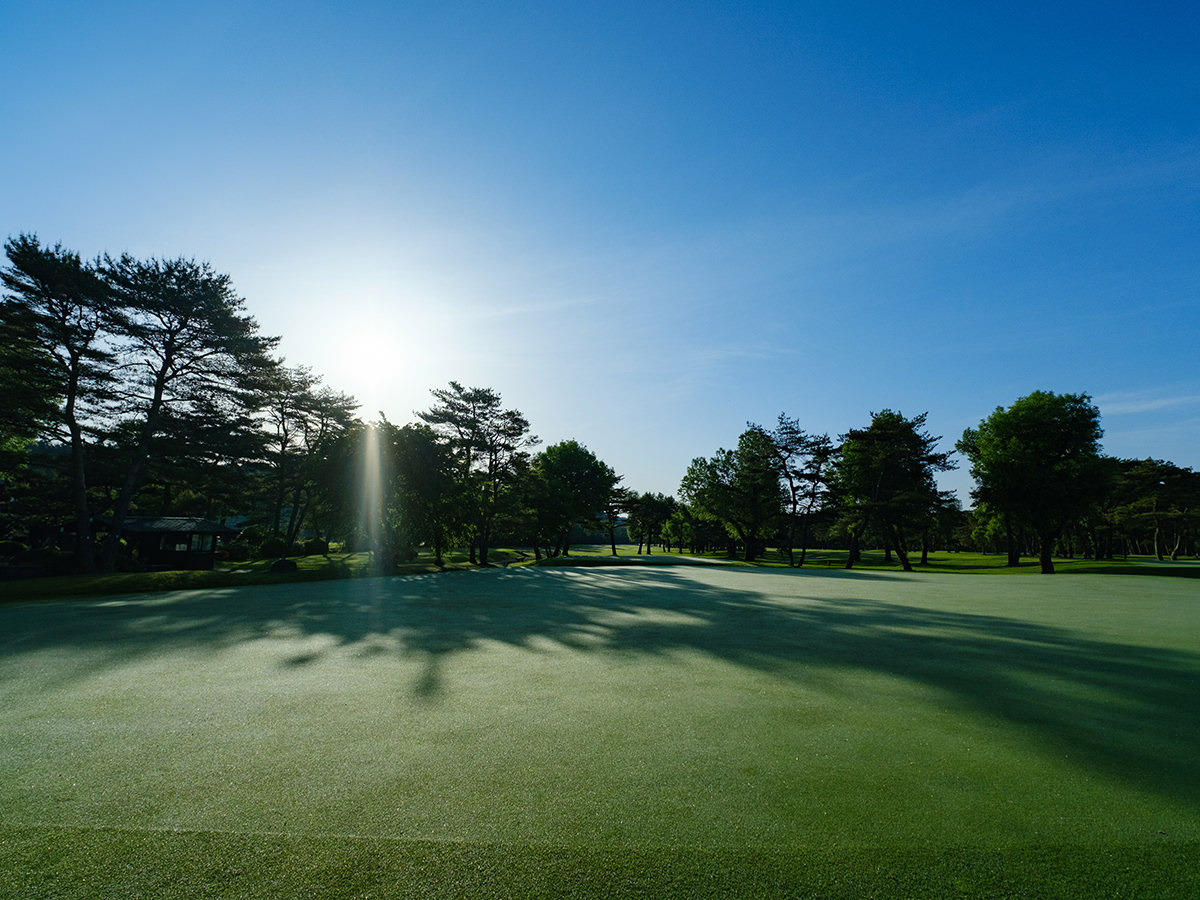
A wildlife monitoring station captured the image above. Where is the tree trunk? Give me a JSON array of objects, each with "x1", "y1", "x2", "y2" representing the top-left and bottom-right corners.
[
  {"x1": 478, "y1": 524, "x2": 490, "y2": 566},
  {"x1": 285, "y1": 482, "x2": 307, "y2": 545},
  {"x1": 1039, "y1": 532, "x2": 1056, "y2": 574},
  {"x1": 888, "y1": 523, "x2": 913, "y2": 572},
  {"x1": 102, "y1": 444, "x2": 154, "y2": 572},
  {"x1": 272, "y1": 477, "x2": 287, "y2": 539},
  {"x1": 68, "y1": 422, "x2": 95, "y2": 574},
  {"x1": 101, "y1": 362, "x2": 172, "y2": 573},
  {"x1": 62, "y1": 359, "x2": 95, "y2": 573}
]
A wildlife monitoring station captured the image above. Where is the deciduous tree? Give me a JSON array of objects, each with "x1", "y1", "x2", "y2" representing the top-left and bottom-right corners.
[
  {"x1": 679, "y1": 428, "x2": 784, "y2": 561},
  {"x1": 626, "y1": 491, "x2": 676, "y2": 554},
  {"x1": 529, "y1": 440, "x2": 619, "y2": 557},
  {"x1": 958, "y1": 391, "x2": 1106, "y2": 574}
]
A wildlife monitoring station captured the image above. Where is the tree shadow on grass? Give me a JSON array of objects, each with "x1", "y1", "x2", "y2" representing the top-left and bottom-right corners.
[{"x1": 2, "y1": 565, "x2": 1198, "y2": 812}]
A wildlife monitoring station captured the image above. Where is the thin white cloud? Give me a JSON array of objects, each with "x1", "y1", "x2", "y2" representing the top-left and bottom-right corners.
[
  {"x1": 1096, "y1": 391, "x2": 1200, "y2": 415},
  {"x1": 466, "y1": 294, "x2": 597, "y2": 320},
  {"x1": 767, "y1": 145, "x2": 1200, "y2": 266},
  {"x1": 694, "y1": 344, "x2": 790, "y2": 363}
]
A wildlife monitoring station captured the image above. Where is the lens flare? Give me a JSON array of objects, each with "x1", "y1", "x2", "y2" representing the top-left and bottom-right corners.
[{"x1": 359, "y1": 424, "x2": 385, "y2": 569}]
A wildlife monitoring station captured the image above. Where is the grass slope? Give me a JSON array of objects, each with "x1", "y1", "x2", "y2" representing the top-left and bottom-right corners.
[{"x1": 2, "y1": 566, "x2": 1198, "y2": 897}]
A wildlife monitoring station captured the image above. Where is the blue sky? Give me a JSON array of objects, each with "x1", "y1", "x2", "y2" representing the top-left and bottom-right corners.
[{"x1": 5, "y1": 1, "x2": 1199, "y2": 498}]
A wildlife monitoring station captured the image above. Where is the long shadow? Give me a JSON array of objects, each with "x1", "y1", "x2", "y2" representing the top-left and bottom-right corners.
[{"x1": 2, "y1": 566, "x2": 1198, "y2": 811}]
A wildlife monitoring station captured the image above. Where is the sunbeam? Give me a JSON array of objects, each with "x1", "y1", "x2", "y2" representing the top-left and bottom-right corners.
[{"x1": 359, "y1": 424, "x2": 386, "y2": 571}]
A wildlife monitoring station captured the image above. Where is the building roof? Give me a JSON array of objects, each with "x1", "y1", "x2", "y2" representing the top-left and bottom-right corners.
[{"x1": 114, "y1": 517, "x2": 241, "y2": 535}]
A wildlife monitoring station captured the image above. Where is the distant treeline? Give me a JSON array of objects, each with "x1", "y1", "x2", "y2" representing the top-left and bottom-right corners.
[{"x1": 2, "y1": 235, "x2": 1196, "y2": 575}]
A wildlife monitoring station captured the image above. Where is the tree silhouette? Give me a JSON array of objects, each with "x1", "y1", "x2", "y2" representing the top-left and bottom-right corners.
[
  {"x1": 418, "y1": 382, "x2": 538, "y2": 565},
  {"x1": 833, "y1": 410, "x2": 954, "y2": 572},
  {"x1": 99, "y1": 255, "x2": 278, "y2": 572},
  {"x1": 1, "y1": 234, "x2": 119, "y2": 571},
  {"x1": 959, "y1": 391, "x2": 1106, "y2": 574}
]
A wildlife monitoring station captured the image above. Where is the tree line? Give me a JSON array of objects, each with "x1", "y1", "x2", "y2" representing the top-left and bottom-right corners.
[
  {"x1": 2, "y1": 235, "x2": 1197, "y2": 575},
  {"x1": 676, "y1": 396, "x2": 1198, "y2": 573}
]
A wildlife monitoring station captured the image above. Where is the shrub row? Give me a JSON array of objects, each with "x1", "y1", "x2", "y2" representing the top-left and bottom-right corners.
[{"x1": 222, "y1": 536, "x2": 331, "y2": 560}]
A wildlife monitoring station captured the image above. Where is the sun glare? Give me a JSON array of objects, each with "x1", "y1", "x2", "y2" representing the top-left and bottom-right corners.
[
  {"x1": 359, "y1": 424, "x2": 384, "y2": 562},
  {"x1": 327, "y1": 329, "x2": 398, "y2": 415}
]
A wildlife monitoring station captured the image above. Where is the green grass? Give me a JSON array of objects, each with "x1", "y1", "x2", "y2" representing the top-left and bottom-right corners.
[
  {"x1": 5, "y1": 545, "x2": 1194, "y2": 604},
  {"x1": 562, "y1": 544, "x2": 1200, "y2": 576},
  {"x1": 2, "y1": 566, "x2": 1198, "y2": 897},
  {"x1": 1, "y1": 547, "x2": 526, "y2": 602},
  {"x1": 3, "y1": 828, "x2": 1196, "y2": 899}
]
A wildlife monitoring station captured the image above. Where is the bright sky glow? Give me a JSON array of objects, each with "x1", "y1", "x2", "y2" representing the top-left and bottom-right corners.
[{"x1": 5, "y1": 1, "x2": 1198, "y2": 498}]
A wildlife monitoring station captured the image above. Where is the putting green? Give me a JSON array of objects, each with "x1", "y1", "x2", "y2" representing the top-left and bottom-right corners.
[{"x1": 3, "y1": 565, "x2": 1197, "y2": 853}]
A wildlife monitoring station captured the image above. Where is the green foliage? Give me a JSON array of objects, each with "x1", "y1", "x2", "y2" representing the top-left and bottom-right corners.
[
  {"x1": 302, "y1": 537, "x2": 329, "y2": 556},
  {"x1": 1, "y1": 237, "x2": 290, "y2": 575},
  {"x1": 0, "y1": 234, "x2": 115, "y2": 442},
  {"x1": 525, "y1": 440, "x2": 619, "y2": 556},
  {"x1": 24, "y1": 546, "x2": 78, "y2": 576},
  {"x1": 417, "y1": 382, "x2": 538, "y2": 565},
  {"x1": 257, "y1": 536, "x2": 289, "y2": 558},
  {"x1": 831, "y1": 410, "x2": 954, "y2": 571},
  {"x1": 679, "y1": 428, "x2": 785, "y2": 560},
  {"x1": 307, "y1": 420, "x2": 461, "y2": 569},
  {"x1": 98, "y1": 253, "x2": 280, "y2": 571},
  {"x1": 262, "y1": 364, "x2": 359, "y2": 544},
  {"x1": 387, "y1": 421, "x2": 463, "y2": 565},
  {"x1": 1108, "y1": 458, "x2": 1200, "y2": 560},
  {"x1": 237, "y1": 524, "x2": 271, "y2": 550},
  {"x1": 1, "y1": 234, "x2": 122, "y2": 572},
  {"x1": 959, "y1": 391, "x2": 1107, "y2": 572},
  {"x1": 747, "y1": 415, "x2": 835, "y2": 565},
  {"x1": 0, "y1": 539, "x2": 28, "y2": 561},
  {"x1": 221, "y1": 541, "x2": 251, "y2": 562},
  {"x1": 625, "y1": 490, "x2": 677, "y2": 554}
]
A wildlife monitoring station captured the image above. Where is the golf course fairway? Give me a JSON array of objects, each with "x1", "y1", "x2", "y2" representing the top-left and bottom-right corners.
[{"x1": 2, "y1": 564, "x2": 1197, "y2": 897}]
